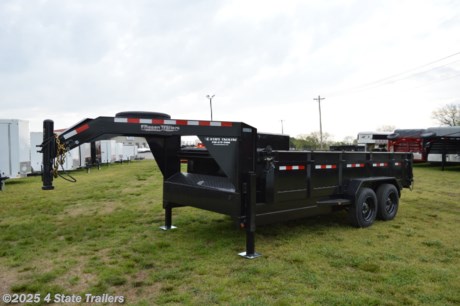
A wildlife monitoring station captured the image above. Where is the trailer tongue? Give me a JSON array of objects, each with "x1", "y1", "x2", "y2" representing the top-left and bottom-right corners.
[{"x1": 40, "y1": 112, "x2": 413, "y2": 258}]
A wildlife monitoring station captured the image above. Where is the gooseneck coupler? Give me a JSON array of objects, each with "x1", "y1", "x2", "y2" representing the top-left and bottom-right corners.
[{"x1": 41, "y1": 119, "x2": 55, "y2": 190}]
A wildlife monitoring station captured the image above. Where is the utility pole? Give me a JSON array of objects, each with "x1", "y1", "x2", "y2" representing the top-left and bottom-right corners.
[
  {"x1": 206, "y1": 94, "x2": 215, "y2": 121},
  {"x1": 280, "y1": 120, "x2": 284, "y2": 134},
  {"x1": 313, "y1": 95, "x2": 325, "y2": 149}
]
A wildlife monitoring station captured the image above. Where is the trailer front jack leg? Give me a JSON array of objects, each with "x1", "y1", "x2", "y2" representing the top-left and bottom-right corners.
[
  {"x1": 239, "y1": 172, "x2": 261, "y2": 259},
  {"x1": 239, "y1": 228, "x2": 260, "y2": 259},
  {"x1": 41, "y1": 119, "x2": 55, "y2": 190},
  {"x1": 160, "y1": 206, "x2": 177, "y2": 230}
]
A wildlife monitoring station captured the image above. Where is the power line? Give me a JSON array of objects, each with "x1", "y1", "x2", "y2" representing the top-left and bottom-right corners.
[
  {"x1": 328, "y1": 50, "x2": 460, "y2": 97},
  {"x1": 409, "y1": 71, "x2": 460, "y2": 91},
  {"x1": 380, "y1": 58, "x2": 460, "y2": 85}
]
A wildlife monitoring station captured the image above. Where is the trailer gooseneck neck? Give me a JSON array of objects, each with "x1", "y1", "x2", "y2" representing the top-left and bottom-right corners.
[{"x1": 40, "y1": 111, "x2": 413, "y2": 258}]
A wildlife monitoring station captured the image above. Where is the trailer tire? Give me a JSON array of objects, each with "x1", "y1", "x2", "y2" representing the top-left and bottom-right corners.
[
  {"x1": 376, "y1": 184, "x2": 399, "y2": 221},
  {"x1": 349, "y1": 187, "x2": 378, "y2": 228}
]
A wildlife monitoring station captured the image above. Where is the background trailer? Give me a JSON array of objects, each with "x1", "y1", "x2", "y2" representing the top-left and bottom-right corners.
[
  {"x1": 0, "y1": 119, "x2": 31, "y2": 178},
  {"x1": 423, "y1": 126, "x2": 460, "y2": 169},
  {"x1": 388, "y1": 129, "x2": 427, "y2": 162}
]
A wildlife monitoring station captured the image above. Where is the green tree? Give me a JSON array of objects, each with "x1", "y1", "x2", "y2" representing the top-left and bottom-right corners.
[
  {"x1": 331, "y1": 136, "x2": 357, "y2": 147},
  {"x1": 290, "y1": 132, "x2": 332, "y2": 150}
]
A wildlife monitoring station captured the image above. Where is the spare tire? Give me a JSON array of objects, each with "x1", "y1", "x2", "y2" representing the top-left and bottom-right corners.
[{"x1": 115, "y1": 111, "x2": 171, "y2": 120}]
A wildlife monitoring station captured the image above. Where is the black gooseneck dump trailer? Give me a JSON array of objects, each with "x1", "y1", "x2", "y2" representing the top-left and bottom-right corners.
[{"x1": 40, "y1": 112, "x2": 414, "y2": 258}]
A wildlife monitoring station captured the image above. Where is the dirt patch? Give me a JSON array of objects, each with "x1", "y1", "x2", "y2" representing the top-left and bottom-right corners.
[
  {"x1": 0, "y1": 263, "x2": 19, "y2": 294},
  {"x1": 53, "y1": 259, "x2": 97, "y2": 294},
  {"x1": 58, "y1": 201, "x2": 118, "y2": 220},
  {"x1": 119, "y1": 270, "x2": 162, "y2": 303}
]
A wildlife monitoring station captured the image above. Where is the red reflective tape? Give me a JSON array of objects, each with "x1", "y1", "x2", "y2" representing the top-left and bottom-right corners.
[
  {"x1": 76, "y1": 124, "x2": 89, "y2": 133},
  {"x1": 279, "y1": 165, "x2": 305, "y2": 171},
  {"x1": 315, "y1": 165, "x2": 337, "y2": 169},
  {"x1": 114, "y1": 117, "x2": 233, "y2": 127},
  {"x1": 175, "y1": 120, "x2": 188, "y2": 126},
  {"x1": 127, "y1": 118, "x2": 140, "y2": 123},
  {"x1": 347, "y1": 163, "x2": 365, "y2": 168}
]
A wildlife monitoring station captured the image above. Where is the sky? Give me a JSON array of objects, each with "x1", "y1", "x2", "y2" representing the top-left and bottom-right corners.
[{"x1": 1, "y1": 0, "x2": 460, "y2": 141}]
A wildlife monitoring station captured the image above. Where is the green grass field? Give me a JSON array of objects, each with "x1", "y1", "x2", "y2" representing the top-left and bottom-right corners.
[{"x1": 0, "y1": 161, "x2": 459, "y2": 305}]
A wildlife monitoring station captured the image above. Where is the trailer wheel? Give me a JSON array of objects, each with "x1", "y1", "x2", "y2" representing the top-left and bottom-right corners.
[
  {"x1": 376, "y1": 184, "x2": 399, "y2": 221},
  {"x1": 349, "y1": 187, "x2": 378, "y2": 228}
]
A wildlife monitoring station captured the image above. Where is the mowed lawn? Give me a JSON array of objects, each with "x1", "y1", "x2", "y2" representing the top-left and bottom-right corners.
[{"x1": 0, "y1": 161, "x2": 459, "y2": 305}]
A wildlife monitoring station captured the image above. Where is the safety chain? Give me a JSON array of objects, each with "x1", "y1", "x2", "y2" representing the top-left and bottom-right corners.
[
  {"x1": 53, "y1": 135, "x2": 66, "y2": 178},
  {"x1": 53, "y1": 135, "x2": 77, "y2": 182}
]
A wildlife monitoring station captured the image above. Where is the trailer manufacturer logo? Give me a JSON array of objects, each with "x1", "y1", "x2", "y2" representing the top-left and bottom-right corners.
[
  {"x1": 141, "y1": 125, "x2": 180, "y2": 132},
  {"x1": 204, "y1": 137, "x2": 237, "y2": 146}
]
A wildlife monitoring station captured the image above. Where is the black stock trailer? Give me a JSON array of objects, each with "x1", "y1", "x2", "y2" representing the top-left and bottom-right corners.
[{"x1": 40, "y1": 112, "x2": 414, "y2": 258}]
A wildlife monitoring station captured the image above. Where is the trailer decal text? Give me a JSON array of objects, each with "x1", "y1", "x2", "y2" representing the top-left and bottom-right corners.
[
  {"x1": 141, "y1": 125, "x2": 180, "y2": 132},
  {"x1": 204, "y1": 137, "x2": 237, "y2": 146}
]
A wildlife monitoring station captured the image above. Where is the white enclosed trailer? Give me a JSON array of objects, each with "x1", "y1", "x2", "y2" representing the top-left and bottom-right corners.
[
  {"x1": 0, "y1": 119, "x2": 31, "y2": 178},
  {"x1": 99, "y1": 140, "x2": 117, "y2": 163},
  {"x1": 357, "y1": 131, "x2": 391, "y2": 151},
  {"x1": 122, "y1": 144, "x2": 138, "y2": 161},
  {"x1": 115, "y1": 143, "x2": 123, "y2": 162},
  {"x1": 30, "y1": 132, "x2": 43, "y2": 173},
  {"x1": 78, "y1": 143, "x2": 93, "y2": 167}
]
